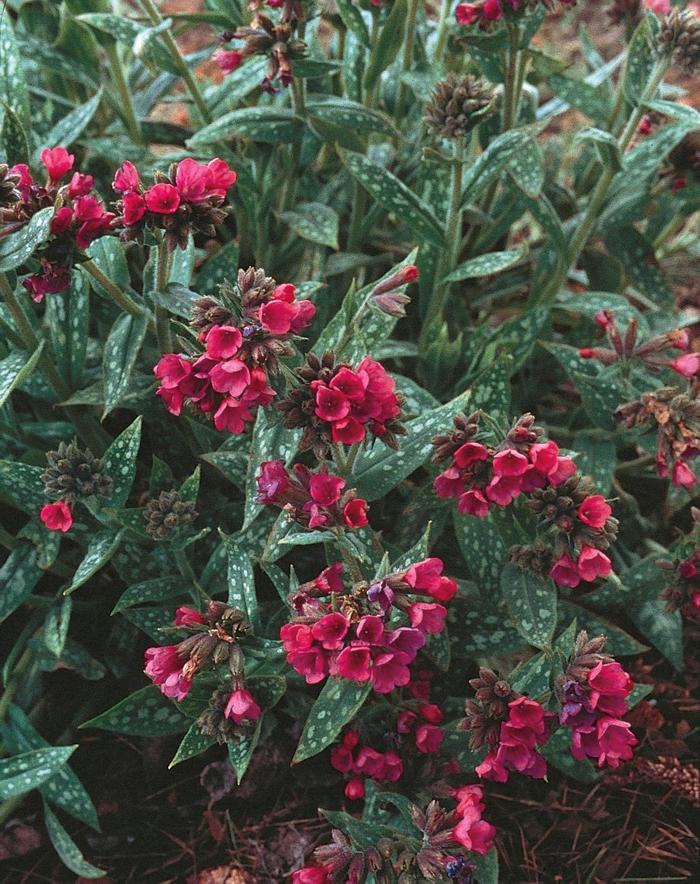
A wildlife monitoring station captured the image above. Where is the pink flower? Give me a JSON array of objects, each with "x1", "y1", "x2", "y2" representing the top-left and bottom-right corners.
[
  {"x1": 529, "y1": 440, "x2": 559, "y2": 476},
  {"x1": 549, "y1": 456, "x2": 577, "y2": 485},
  {"x1": 336, "y1": 645, "x2": 372, "y2": 682},
  {"x1": 291, "y1": 869, "x2": 331, "y2": 884},
  {"x1": 454, "y1": 441, "x2": 489, "y2": 468},
  {"x1": 457, "y1": 488, "x2": 489, "y2": 517},
  {"x1": 50, "y1": 206, "x2": 74, "y2": 236},
  {"x1": 453, "y1": 784, "x2": 496, "y2": 855},
  {"x1": 577, "y1": 495, "x2": 612, "y2": 528},
  {"x1": 343, "y1": 498, "x2": 368, "y2": 528},
  {"x1": 434, "y1": 466, "x2": 464, "y2": 500},
  {"x1": 213, "y1": 397, "x2": 252, "y2": 433},
  {"x1": 455, "y1": 3, "x2": 480, "y2": 25},
  {"x1": 397, "y1": 711, "x2": 417, "y2": 733},
  {"x1": 40, "y1": 500, "x2": 73, "y2": 532},
  {"x1": 671, "y1": 352, "x2": 700, "y2": 378},
  {"x1": 408, "y1": 602, "x2": 447, "y2": 635},
  {"x1": 174, "y1": 606, "x2": 206, "y2": 627},
  {"x1": 205, "y1": 325, "x2": 243, "y2": 359},
  {"x1": 209, "y1": 359, "x2": 251, "y2": 397},
  {"x1": 645, "y1": 0, "x2": 671, "y2": 14},
  {"x1": 154, "y1": 354, "x2": 192, "y2": 390},
  {"x1": 493, "y1": 448, "x2": 529, "y2": 477},
  {"x1": 22, "y1": 264, "x2": 71, "y2": 302},
  {"x1": 415, "y1": 723, "x2": 444, "y2": 754},
  {"x1": 144, "y1": 645, "x2": 191, "y2": 700},
  {"x1": 577, "y1": 546, "x2": 612, "y2": 582},
  {"x1": 587, "y1": 661, "x2": 632, "y2": 717},
  {"x1": 550, "y1": 553, "x2": 581, "y2": 588},
  {"x1": 309, "y1": 472, "x2": 345, "y2": 507},
  {"x1": 123, "y1": 191, "x2": 146, "y2": 225},
  {"x1": 214, "y1": 48, "x2": 243, "y2": 73},
  {"x1": 311, "y1": 613, "x2": 350, "y2": 650},
  {"x1": 175, "y1": 157, "x2": 211, "y2": 201},
  {"x1": 571, "y1": 716, "x2": 637, "y2": 768},
  {"x1": 483, "y1": 0, "x2": 503, "y2": 20},
  {"x1": 41, "y1": 147, "x2": 74, "y2": 182},
  {"x1": 113, "y1": 161, "x2": 140, "y2": 193},
  {"x1": 331, "y1": 416, "x2": 365, "y2": 444},
  {"x1": 224, "y1": 687, "x2": 261, "y2": 724},
  {"x1": 68, "y1": 172, "x2": 94, "y2": 198},
  {"x1": 672, "y1": 460, "x2": 697, "y2": 488},
  {"x1": 344, "y1": 777, "x2": 365, "y2": 800},
  {"x1": 330, "y1": 744, "x2": 355, "y2": 773},
  {"x1": 144, "y1": 182, "x2": 181, "y2": 214},
  {"x1": 205, "y1": 158, "x2": 237, "y2": 194},
  {"x1": 314, "y1": 385, "x2": 350, "y2": 422},
  {"x1": 485, "y1": 474, "x2": 522, "y2": 506}
]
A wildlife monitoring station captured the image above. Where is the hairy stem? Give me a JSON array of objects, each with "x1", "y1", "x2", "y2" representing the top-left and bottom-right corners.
[
  {"x1": 395, "y1": 0, "x2": 420, "y2": 122},
  {"x1": 105, "y1": 40, "x2": 143, "y2": 145},
  {"x1": 155, "y1": 243, "x2": 173, "y2": 353},
  {"x1": 81, "y1": 258, "x2": 150, "y2": 324}
]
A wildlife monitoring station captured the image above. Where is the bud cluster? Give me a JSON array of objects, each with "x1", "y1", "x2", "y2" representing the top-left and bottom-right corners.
[
  {"x1": 425, "y1": 75, "x2": 495, "y2": 140},
  {"x1": 39, "y1": 440, "x2": 114, "y2": 534},
  {"x1": 0, "y1": 148, "x2": 114, "y2": 301},
  {"x1": 280, "y1": 558, "x2": 456, "y2": 693},
  {"x1": 555, "y1": 631, "x2": 638, "y2": 768},
  {"x1": 255, "y1": 460, "x2": 369, "y2": 530},
  {"x1": 433, "y1": 412, "x2": 576, "y2": 518},
  {"x1": 659, "y1": 7, "x2": 700, "y2": 73},
  {"x1": 615, "y1": 386, "x2": 700, "y2": 489},
  {"x1": 154, "y1": 268, "x2": 315, "y2": 434},
  {"x1": 276, "y1": 352, "x2": 406, "y2": 458},
  {"x1": 112, "y1": 157, "x2": 236, "y2": 251},
  {"x1": 143, "y1": 489, "x2": 198, "y2": 541}
]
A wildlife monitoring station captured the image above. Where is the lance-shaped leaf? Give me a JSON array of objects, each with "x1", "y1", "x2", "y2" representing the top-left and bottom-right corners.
[
  {"x1": 188, "y1": 106, "x2": 303, "y2": 146},
  {"x1": 306, "y1": 97, "x2": 399, "y2": 139},
  {"x1": 622, "y1": 13, "x2": 660, "y2": 105},
  {"x1": 0, "y1": 13, "x2": 30, "y2": 129},
  {"x1": 66, "y1": 528, "x2": 124, "y2": 595},
  {"x1": 169, "y1": 722, "x2": 216, "y2": 768},
  {"x1": 500, "y1": 563, "x2": 557, "y2": 650},
  {"x1": 575, "y1": 127, "x2": 623, "y2": 173},
  {"x1": 43, "y1": 802, "x2": 106, "y2": 879},
  {"x1": 0, "y1": 461, "x2": 44, "y2": 513},
  {"x1": 0, "y1": 207, "x2": 53, "y2": 272},
  {"x1": 0, "y1": 545, "x2": 43, "y2": 624},
  {"x1": 102, "y1": 313, "x2": 148, "y2": 418},
  {"x1": 101, "y1": 416, "x2": 142, "y2": 508},
  {"x1": 293, "y1": 678, "x2": 372, "y2": 764},
  {"x1": 0, "y1": 746, "x2": 76, "y2": 800},
  {"x1": 0, "y1": 343, "x2": 44, "y2": 409},
  {"x1": 223, "y1": 532, "x2": 260, "y2": 631},
  {"x1": 280, "y1": 202, "x2": 339, "y2": 249},
  {"x1": 444, "y1": 245, "x2": 526, "y2": 283},
  {"x1": 363, "y1": 0, "x2": 408, "y2": 92},
  {"x1": 81, "y1": 685, "x2": 189, "y2": 735},
  {"x1": 40, "y1": 90, "x2": 102, "y2": 155},
  {"x1": 335, "y1": 0, "x2": 370, "y2": 47}
]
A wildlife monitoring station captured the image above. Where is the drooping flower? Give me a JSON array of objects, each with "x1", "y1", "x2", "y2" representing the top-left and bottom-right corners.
[{"x1": 39, "y1": 500, "x2": 73, "y2": 532}]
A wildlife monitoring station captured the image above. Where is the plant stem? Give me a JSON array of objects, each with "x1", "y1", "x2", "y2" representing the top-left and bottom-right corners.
[
  {"x1": 433, "y1": 0, "x2": 452, "y2": 65},
  {"x1": 81, "y1": 259, "x2": 150, "y2": 323},
  {"x1": 395, "y1": 0, "x2": 420, "y2": 122},
  {"x1": 139, "y1": 0, "x2": 212, "y2": 126},
  {"x1": 105, "y1": 40, "x2": 143, "y2": 144},
  {"x1": 174, "y1": 548, "x2": 210, "y2": 603},
  {"x1": 540, "y1": 58, "x2": 668, "y2": 304},
  {"x1": 155, "y1": 243, "x2": 173, "y2": 353},
  {"x1": 504, "y1": 26, "x2": 521, "y2": 132}
]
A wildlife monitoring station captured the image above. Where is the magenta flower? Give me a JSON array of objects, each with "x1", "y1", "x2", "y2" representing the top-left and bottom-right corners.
[
  {"x1": 40, "y1": 146, "x2": 74, "y2": 182},
  {"x1": 550, "y1": 553, "x2": 581, "y2": 588},
  {"x1": 224, "y1": 687, "x2": 261, "y2": 724},
  {"x1": 577, "y1": 494, "x2": 612, "y2": 528},
  {"x1": 144, "y1": 182, "x2": 181, "y2": 214},
  {"x1": 577, "y1": 546, "x2": 612, "y2": 582},
  {"x1": 311, "y1": 613, "x2": 350, "y2": 651},
  {"x1": 143, "y1": 645, "x2": 191, "y2": 700},
  {"x1": 40, "y1": 500, "x2": 73, "y2": 533}
]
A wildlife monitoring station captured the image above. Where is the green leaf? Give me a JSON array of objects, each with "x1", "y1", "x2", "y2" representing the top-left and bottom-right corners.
[
  {"x1": 453, "y1": 510, "x2": 508, "y2": 593},
  {"x1": 363, "y1": 0, "x2": 408, "y2": 92},
  {"x1": 0, "y1": 14, "x2": 31, "y2": 130},
  {"x1": 628, "y1": 598, "x2": 683, "y2": 671},
  {"x1": 188, "y1": 106, "x2": 303, "y2": 146},
  {"x1": 500, "y1": 563, "x2": 557, "y2": 650},
  {"x1": 227, "y1": 725, "x2": 261, "y2": 784},
  {"x1": 45, "y1": 270, "x2": 90, "y2": 388},
  {"x1": 509, "y1": 651, "x2": 552, "y2": 697},
  {"x1": 101, "y1": 416, "x2": 142, "y2": 508},
  {"x1": 82, "y1": 685, "x2": 189, "y2": 735},
  {"x1": 461, "y1": 129, "x2": 532, "y2": 208},
  {"x1": 541, "y1": 727, "x2": 599, "y2": 783},
  {"x1": 0, "y1": 746, "x2": 76, "y2": 800},
  {"x1": 102, "y1": 313, "x2": 148, "y2": 418},
  {"x1": 573, "y1": 431, "x2": 616, "y2": 494},
  {"x1": 43, "y1": 802, "x2": 105, "y2": 879},
  {"x1": 622, "y1": 14, "x2": 659, "y2": 106},
  {"x1": 507, "y1": 136, "x2": 543, "y2": 196},
  {"x1": 293, "y1": 678, "x2": 371, "y2": 764},
  {"x1": 545, "y1": 74, "x2": 610, "y2": 124},
  {"x1": 66, "y1": 528, "x2": 124, "y2": 595},
  {"x1": 306, "y1": 97, "x2": 398, "y2": 139},
  {"x1": 352, "y1": 389, "x2": 471, "y2": 501},
  {"x1": 0, "y1": 207, "x2": 54, "y2": 272},
  {"x1": 195, "y1": 241, "x2": 240, "y2": 292},
  {"x1": 444, "y1": 246, "x2": 526, "y2": 283},
  {"x1": 452, "y1": 602, "x2": 524, "y2": 657},
  {"x1": 4, "y1": 705, "x2": 99, "y2": 830},
  {"x1": 280, "y1": 202, "x2": 339, "y2": 249},
  {"x1": 472, "y1": 849, "x2": 500, "y2": 884},
  {"x1": 1, "y1": 102, "x2": 30, "y2": 165},
  {"x1": 112, "y1": 575, "x2": 188, "y2": 613},
  {"x1": 468, "y1": 352, "x2": 513, "y2": 422},
  {"x1": 0, "y1": 545, "x2": 42, "y2": 624},
  {"x1": 335, "y1": 0, "x2": 370, "y2": 47},
  {"x1": 44, "y1": 597, "x2": 72, "y2": 657},
  {"x1": 486, "y1": 304, "x2": 549, "y2": 372},
  {"x1": 0, "y1": 343, "x2": 44, "y2": 409},
  {"x1": 169, "y1": 722, "x2": 216, "y2": 768},
  {"x1": 340, "y1": 150, "x2": 445, "y2": 247},
  {"x1": 558, "y1": 600, "x2": 647, "y2": 657},
  {"x1": 0, "y1": 461, "x2": 44, "y2": 513},
  {"x1": 41, "y1": 90, "x2": 102, "y2": 153},
  {"x1": 223, "y1": 533, "x2": 260, "y2": 631},
  {"x1": 243, "y1": 410, "x2": 300, "y2": 530},
  {"x1": 84, "y1": 238, "x2": 131, "y2": 297},
  {"x1": 575, "y1": 127, "x2": 623, "y2": 172}
]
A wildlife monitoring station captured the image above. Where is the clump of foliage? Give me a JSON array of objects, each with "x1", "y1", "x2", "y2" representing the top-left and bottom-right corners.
[{"x1": 0, "y1": 0, "x2": 698, "y2": 879}]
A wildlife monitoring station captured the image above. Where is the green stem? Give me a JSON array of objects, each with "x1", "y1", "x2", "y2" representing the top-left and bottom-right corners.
[
  {"x1": 174, "y1": 549, "x2": 209, "y2": 603},
  {"x1": 541, "y1": 57, "x2": 669, "y2": 304},
  {"x1": 155, "y1": 243, "x2": 173, "y2": 354},
  {"x1": 139, "y1": 0, "x2": 212, "y2": 125},
  {"x1": 615, "y1": 453, "x2": 655, "y2": 474},
  {"x1": 395, "y1": 0, "x2": 420, "y2": 122},
  {"x1": 105, "y1": 41, "x2": 143, "y2": 144},
  {"x1": 433, "y1": 0, "x2": 452, "y2": 65},
  {"x1": 504, "y1": 26, "x2": 521, "y2": 132},
  {"x1": 81, "y1": 258, "x2": 150, "y2": 323}
]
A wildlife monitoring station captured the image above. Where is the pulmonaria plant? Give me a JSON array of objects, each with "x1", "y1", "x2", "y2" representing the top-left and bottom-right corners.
[
  {"x1": 154, "y1": 266, "x2": 315, "y2": 433},
  {"x1": 280, "y1": 558, "x2": 455, "y2": 692},
  {"x1": 456, "y1": 0, "x2": 577, "y2": 29},
  {"x1": 277, "y1": 352, "x2": 406, "y2": 457},
  {"x1": 39, "y1": 440, "x2": 113, "y2": 533},
  {"x1": 0, "y1": 148, "x2": 113, "y2": 300},
  {"x1": 113, "y1": 156, "x2": 237, "y2": 250}
]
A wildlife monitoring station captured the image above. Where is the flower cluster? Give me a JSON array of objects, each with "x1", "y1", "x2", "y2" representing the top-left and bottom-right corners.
[
  {"x1": 280, "y1": 558, "x2": 455, "y2": 693},
  {"x1": 475, "y1": 697, "x2": 551, "y2": 783},
  {"x1": 112, "y1": 156, "x2": 236, "y2": 250},
  {"x1": 579, "y1": 311, "x2": 698, "y2": 380},
  {"x1": 525, "y1": 477, "x2": 618, "y2": 588},
  {"x1": 214, "y1": 11, "x2": 306, "y2": 92},
  {"x1": 433, "y1": 412, "x2": 575, "y2": 518},
  {"x1": 556, "y1": 632, "x2": 637, "y2": 769},
  {"x1": 154, "y1": 267, "x2": 314, "y2": 433},
  {"x1": 38, "y1": 440, "x2": 114, "y2": 534},
  {"x1": 616, "y1": 386, "x2": 699, "y2": 488},
  {"x1": 277, "y1": 352, "x2": 406, "y2": 458},
  {"x1": 255, "y1": 460, "x2": 369, "y2": 530},
  {"x1": 0, "y1": 148, "x2": 114, "y2": 301},
  {"x1": 144, "y1": 602, "x2": 265, "y2": 744},
  {"x1": 660, "y1": 545, "x2": 700, "y2": 621},
  {"x1": 455, "y1": 0, "x2": 575, "y2": 29},
  {"x1": 331, "y1": 730, "x2": 403, "y2": 800}
]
